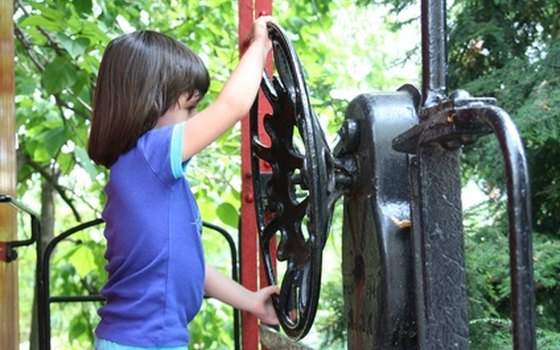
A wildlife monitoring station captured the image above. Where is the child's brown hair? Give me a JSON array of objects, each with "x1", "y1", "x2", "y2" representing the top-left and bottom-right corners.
[{"x1": 88, "y1": 30, "x2": 210, "y2": 168}]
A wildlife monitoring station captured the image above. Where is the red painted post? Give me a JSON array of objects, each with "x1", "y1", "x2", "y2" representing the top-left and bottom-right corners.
[
  {"x1": 239, "y1": 0, "x2": 272, "y2": 349},
  {"x1": 254, "y1": 0, "x2": 275, "y2": 326}
]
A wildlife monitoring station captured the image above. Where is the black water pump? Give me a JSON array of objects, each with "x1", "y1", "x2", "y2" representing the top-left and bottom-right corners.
[{"x1": 249, "y1": 2, "x2": 536, "y2": 349}]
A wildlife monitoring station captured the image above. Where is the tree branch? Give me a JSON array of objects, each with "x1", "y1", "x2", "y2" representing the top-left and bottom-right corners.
[
  {"x1": 13, "y1": 25, "x2": 45, "y2": 70},
  {"x1": 13, "y1": 3, "x2": 92, "y2": 119},
  {"x1": 14, "y1": 0, "x2": 65, "y2": 56},
  {"x1": 21, "y1": 151, "x2": 82, "y2": 222}
]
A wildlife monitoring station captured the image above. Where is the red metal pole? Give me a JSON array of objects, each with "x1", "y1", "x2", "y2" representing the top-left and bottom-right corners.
[
  {"x1": 239, "y1": 0, "x2": 272, "y2": 349},
  {"x1": 255, "y1": 0, "x2": 275, "y2": 322}
]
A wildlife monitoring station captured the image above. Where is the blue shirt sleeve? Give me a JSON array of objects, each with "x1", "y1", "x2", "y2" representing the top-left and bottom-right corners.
[
  {"x1": 136, "y1": 123, "x2": 190, "y2": 185},
  {"x1": 170, "y1": 122, "x2": 189, "y2": 179}
]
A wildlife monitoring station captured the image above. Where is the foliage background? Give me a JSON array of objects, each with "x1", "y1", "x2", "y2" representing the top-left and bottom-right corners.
[{"x1": 11, "y1": 0, "x2": 559, "y2": 349}]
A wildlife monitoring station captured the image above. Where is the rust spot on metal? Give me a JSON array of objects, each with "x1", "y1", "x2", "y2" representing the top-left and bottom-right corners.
[{"x1": 391, "y1": 216, "x2": 411, "y2": 229}]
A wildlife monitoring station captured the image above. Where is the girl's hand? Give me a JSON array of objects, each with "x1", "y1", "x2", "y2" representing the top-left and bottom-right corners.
[
  {"x1": 250, "y1": 285, "x2": 280, "y2": 325},
  {"x1": 244, "y1": 15, "x2": 276, "y2": 53}
]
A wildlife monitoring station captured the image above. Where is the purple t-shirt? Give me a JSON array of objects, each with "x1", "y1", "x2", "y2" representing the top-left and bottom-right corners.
[{"x1": 95, "y1": 123, "x2": 205, "y2": 347}]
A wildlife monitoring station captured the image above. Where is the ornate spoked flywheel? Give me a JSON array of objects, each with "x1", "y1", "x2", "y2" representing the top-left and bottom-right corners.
[{"x1": 250, "y1": 23, "x2": 349, "y2": 340}]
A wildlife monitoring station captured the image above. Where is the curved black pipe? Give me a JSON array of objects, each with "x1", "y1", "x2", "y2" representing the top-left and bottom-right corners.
[
  {"x1": 457, "y1": 105, "x2": 536, "y2": 349},
  {"x1": 38, "y1": 219, "x2": 240, "y2": 350}
]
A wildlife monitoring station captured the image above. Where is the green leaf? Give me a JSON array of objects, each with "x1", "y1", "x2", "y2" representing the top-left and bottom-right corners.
[
  {"x1": 74, "y1": 146, "x2": 99, "y2": 180},
  {"x1": 69, "y1": 245, "x2": 97, "y2": 278},
  {"x1": 57, "y1": 33, "x2": 89, "y2": 59},
  {"x1": 72, "y1": 0, "x2": 93, "y2": 16},
  {"x1": 39, "y1": 125, "x2": 71, "y2": 157},
  {"x1": 31, "y1": 143, "x2": 51, "y2": 163},
  {"x1": 80, "y1": 22, "x2": 110, "y2": 43},
  {"x1": 34, "y1": 4, "x2": 66, "y2": 23},
  {"x1": 52, "y1": 244, "x2": 79, "y2": 265},
  {"x1": 57, "y1": 152, "x2": 75, "y2": 175},
  {"x1": 70, "y1": 70, "x2": 89, "y2": 97},
  {"x1": 216, "y1": 202, "x2": 239, "y2": 228},
  {"x1": 15, "y1": 74, "x2": 37, "y2": 96},
  {"x1": 42, "y1": 57, "x2": 78, "y2": 94},
  {"x1": 198, "y1": 200, "x2": 217, "y2": 222},
  {"x1": 19, "y1": 15, "x2": 64, "y2": 32},
  {"x1": 68, "y1": 318, "x2": 87, "y2": 341}
]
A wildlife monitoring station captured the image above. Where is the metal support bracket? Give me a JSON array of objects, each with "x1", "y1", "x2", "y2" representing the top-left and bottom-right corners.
[{"x1": 0, "y1": 194, "x2": 40, "y2": 263}]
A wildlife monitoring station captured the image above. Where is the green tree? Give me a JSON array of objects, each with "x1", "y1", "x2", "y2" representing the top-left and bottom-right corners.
[
  {"x1": 448, "y1": 0, "x2": 560, "y2": 347},
  {"x1": 359, "y1": 0, "x2": 560, "y2": 347},
  {"x1": 14, "y1": 1, "x2": 244, "y2": 348}
]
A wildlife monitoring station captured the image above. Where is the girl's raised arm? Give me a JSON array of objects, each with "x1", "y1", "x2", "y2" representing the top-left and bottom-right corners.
[{"x1": 181, "y1": 16, "x2": 274, "y2": 161}]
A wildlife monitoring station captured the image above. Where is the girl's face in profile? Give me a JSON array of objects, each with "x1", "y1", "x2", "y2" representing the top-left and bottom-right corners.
[{"x1": 156, "y1": 92, "x2": 200, "y2": 128}]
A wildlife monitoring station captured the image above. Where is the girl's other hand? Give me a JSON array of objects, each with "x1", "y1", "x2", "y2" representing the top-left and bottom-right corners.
[{"x1": 251, "y1": 285, "x2": 280, "y2": 325}]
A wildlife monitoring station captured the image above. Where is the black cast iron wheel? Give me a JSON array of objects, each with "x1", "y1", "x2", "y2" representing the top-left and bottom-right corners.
[{"x1": 250, "y1": 23, "x2": 342, "y2": 340}]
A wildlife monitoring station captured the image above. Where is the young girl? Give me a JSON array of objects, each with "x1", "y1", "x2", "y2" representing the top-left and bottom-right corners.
[{"x1": 87, "y1": 16, "x2": 279, "y2": 349}]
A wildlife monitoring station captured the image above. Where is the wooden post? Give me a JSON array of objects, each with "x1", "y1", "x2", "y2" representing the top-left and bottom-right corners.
[
  {"x1": 0, "y1": 0, "x2": 18, "y2": 348},
  {"x1": 239, "y1": 0, "x2": 272, "y2": 348}
]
